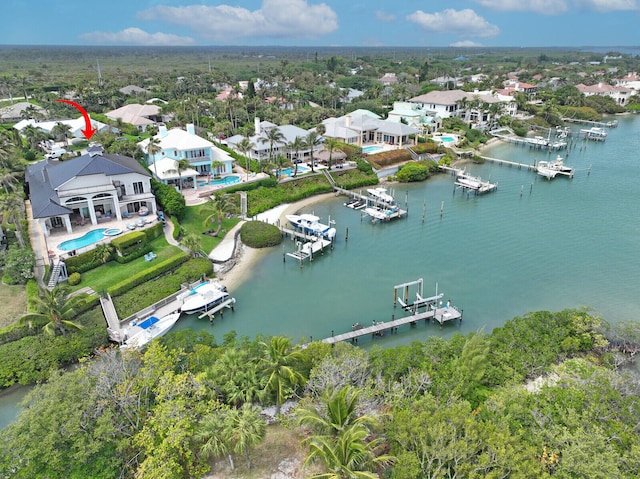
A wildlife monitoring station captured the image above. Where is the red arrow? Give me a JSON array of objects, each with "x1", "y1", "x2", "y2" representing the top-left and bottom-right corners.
[{"x1": 55, "y1": 99, "x2": 97, "y2": 140}]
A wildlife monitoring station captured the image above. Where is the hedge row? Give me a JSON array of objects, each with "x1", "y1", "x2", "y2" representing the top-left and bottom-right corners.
[
  {"x1": 64, "y1": 249, "x2": 102, "y2": 274},
  {"x1": 111, "y1": 230, "x2": 146, "y2": 255},
  {"x1": 107, "y1": 251, "x2": 189, "y2": 297},
  {"x1": 112, "y1": 257, "x2": 213, "y2": 318}
]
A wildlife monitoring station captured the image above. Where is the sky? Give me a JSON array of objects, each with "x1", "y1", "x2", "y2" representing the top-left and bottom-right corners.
[{"x1": 1, "y1": 0, "x2": 639, "y2": 48}]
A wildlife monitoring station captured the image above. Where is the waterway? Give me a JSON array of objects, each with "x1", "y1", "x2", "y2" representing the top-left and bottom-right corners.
[
  {"x1": 173, "y1": 114, "x2": 640, "y2": 348},
  {"x1": 2, "y1": 115, "x2": 639, "y2": 428}
]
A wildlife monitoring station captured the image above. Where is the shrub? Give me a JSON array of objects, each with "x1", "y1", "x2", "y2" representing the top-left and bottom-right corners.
[
  {"x1": 143, "y1": 222, "x2": 164, "y2": 242},
  {"x1": 1, "y1": 249, "x2": 35, "y2": 284},
  {"x1": 114, "y1": 244, "x2": 152, "y2": 264},
  {"x1": 395, "y1": 160, "x2": 438, "y2": 182},
  {"x1": 64, "y1": 249, "x2": 102, "y2": 274},
  {"x1": 240, "y1": 221, "x2": 282, "y2": 248},
  {"x1": 111, "y1": 231, "x2": 147, "y2": 256},
  {"x1": 67, "y1": 272, "x2": 81, "y2": 286},
  {"x1": 151, "y1": 178, "x2": 186, "y2": 220},
  {"x1": 366, "y1": 149, "x2": 412, "y2": 169}
]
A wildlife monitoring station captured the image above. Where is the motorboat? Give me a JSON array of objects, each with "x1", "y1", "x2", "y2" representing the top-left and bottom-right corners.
[
  {"x1": 367, "y1": 187, "x2": 395, "y2": 205},
  {"x1": 548, "y1": 155, "x2": 574, "y2": 174},
  {"x1": 121, "y1": 312, "x2": 181, "y2": 350},
  {"x1": 455, "y1": 173, "x2": 483, "y2": 190},
  {"x1": 286, "y1": 213, "x2": 336, "y2": 239},
  {"x1": 536, "y1": 161, "x2": 559, "y2": 179},
  {"x1": 180, "y1": 281, "x2": 230, "y2": 315},
  {"x1": 536, "y1": 155, "x2": 574, "y2": 179},
  {"x1": 364, "y1": 205, "x2": 398, "y2": 222}
]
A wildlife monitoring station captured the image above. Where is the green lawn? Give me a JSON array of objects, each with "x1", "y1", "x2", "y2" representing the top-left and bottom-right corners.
[
  {"x1": 180, "y1": 202, "x2": 241, "y2": 253},
  {"x1": 67, "y1": 236, "x2": 183, "y2": 293}
]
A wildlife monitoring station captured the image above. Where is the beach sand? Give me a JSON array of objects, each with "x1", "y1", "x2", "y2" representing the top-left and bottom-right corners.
[{"x1": 214, "y1": 192, "x2": 336, "y2": 291}]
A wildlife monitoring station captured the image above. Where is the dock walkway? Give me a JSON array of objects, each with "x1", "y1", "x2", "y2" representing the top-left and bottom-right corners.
[{"x1": 333, "y1": 186, "x2": 408, "y2": 220}]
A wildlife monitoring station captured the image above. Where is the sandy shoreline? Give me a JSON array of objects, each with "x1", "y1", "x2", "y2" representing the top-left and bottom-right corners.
[{"x1": 214, "y1": 192, "x2": 336, "y2": 291}]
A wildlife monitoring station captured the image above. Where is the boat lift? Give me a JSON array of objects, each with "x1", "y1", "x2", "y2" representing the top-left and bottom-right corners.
[{"x1": 393, "y1": 278, "x2": 444, "y2": 314}]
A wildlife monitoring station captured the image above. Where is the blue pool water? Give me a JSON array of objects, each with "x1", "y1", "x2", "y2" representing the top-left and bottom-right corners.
[
  {"x1": 440, "y1": 136, "x2": 456, "y2": 143},
  {"x1": 199, "y1": 175, "x2": 241, "y2": 187},
  {"x1": 363, "y1": 145, "x2": 384, "y2": 154},
  {"x1": 280, "y1": 165, "x2": 311, "y2": 176},
  {"x1": 57, "y1": 228, "x2": 107, "y2": 251}
]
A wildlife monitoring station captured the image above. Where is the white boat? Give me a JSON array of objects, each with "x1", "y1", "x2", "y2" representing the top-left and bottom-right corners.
[
  {"x1": 364, "y1": 206, "x2": 387, "y2": 221},
  {"x1": 121, "y1": 312, "x2": 181, "y2": 350},
  {"x1": 536, "y1": 161, "x2": 559, "y2": 179},
  {"x1": 367, "y1": 187, "x2": 395, "y2": 205},
  {"x1": 455, "y1": 173, "x2": 483, "y2": 190},
  {"x1": 180, "y1": 281, "x2": 230, "y2": 314},
  {"x1": 548, "y1": 155, "x2": 574, "y2": 174},
  {"x1": 286, "y1": 213, "x2": 336, "y2": 239}
]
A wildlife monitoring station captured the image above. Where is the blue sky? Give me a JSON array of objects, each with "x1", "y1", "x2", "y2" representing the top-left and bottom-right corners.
[{"x1": 1, "y1": 0, "x2": 639, "y2": 47}]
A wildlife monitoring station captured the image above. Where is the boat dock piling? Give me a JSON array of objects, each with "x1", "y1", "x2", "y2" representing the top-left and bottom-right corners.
[
  {"x1": 334, "y1": 186, "x2": 408, "y2": 222},
  {"x1": 197, "y1": 297, "x2": 236, "y2": 322},
  {"x1": 285, "y1": 237, "x2": 333, "y2": 266}
]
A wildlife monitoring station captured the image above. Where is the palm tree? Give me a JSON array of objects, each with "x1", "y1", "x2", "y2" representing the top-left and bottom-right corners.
[
  {"x1": 19, "y1": 285, "x2": 85, "y2": 336},
  {"x1": 259, "y1": 126, "x2": 285, "y2": 167},
  {"x1": 196, "y1": 410, "x2": 233, "y2": 469},
  {"x1": 93, "y1": 243, "x2": 114, "y2": 264},
  {"x1": 288, "y1": 136, "x2": 305, "y2": 177},
  {"x1": 0, "y1": 193, "x2": 26, "y2": 247},
  {"x1": 210, "y1": 159, "x2": 224, "y2": 178},
  {"x1": 236, "y1": 136, "x2": 255, "y2": 181},
  {"x1": 51, "y1": 122, "x2": 72, "y2": 147},
  {"x1": 224, "y1": 403, "x2": 266, "y2": 469},
  {"x1": 259, "y1": 336, "x2": 306, "y2": 416},
  {"x1": 305, "y1": 130, "x2": 323, "y2": 173},
  {"x1": 202, "y1": 193, "x2": 238, "y2": 237},
  {"x1": 180, "y1": 233, "x2": 201, "y2": 257},
  {"x1": 145, "y1": 136, "x2": 162, "y2": 177},
  {"x1": 176, "y1": 158, "x2": 190, "y2": 190},
  {"x1": 0, "y1": 169, "x2": 19, "y2": 194},
  {"x1": 323, "y1": 137, "x2": 344, "y2": 171},
  {"x1": 304, "y1": 425, "x2": 394, "y2": 479}
]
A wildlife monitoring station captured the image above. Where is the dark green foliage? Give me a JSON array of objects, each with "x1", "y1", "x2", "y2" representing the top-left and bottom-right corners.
[
  {"x1": 246, "y1": 176, "x2": 333, "y2": 217},
  {"x1": 240, "y1": 221, "x2": 282, "y2": 248},
  {"x1": 394, "y1": 160, "x2": 438, "y2": 182},
  {"x1": 0, "y1": 248, "x2": 34, "y2": 284},
  {"x1": 366, "y1": 149, "x2": 412, "y2": 170},
  {"x1": 151, "y1": 178, "x2": 186, "y2": 220},
  {"x1": 64, "y1": 248, "x2": 103, "y2": 274},
  {"x1": 143, "y1": 221, "x2": 164, "y2": 241},
  {"x1": 67, "y1": 272, "x2": 81, "y2": 286},
  {"x1": 113, "y1": 243, "x2": 152, "y2": 264},
  {"x1": 110, "y1": 230, "x2": 146, "y2": 256},
  {"x1": 112, "y1": 257, "x2": 211, "y2": 318}
]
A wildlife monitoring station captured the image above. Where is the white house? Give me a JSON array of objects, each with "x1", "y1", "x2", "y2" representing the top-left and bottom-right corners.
[
  {"x1": 25, "y1": 146, "x2": 157, "y2": 237},
  {"x1": 322, "y1": 109, "x2": 418, "y2": 147},
  {"x1": 576, "y1": 82, "x2": 633, "y2": 105},
  {"x1": 408, "y1": 90, "x2": 512, "y2": 125},
  {"x1": 138, "y1": 123, "x2": 234, "y2": 176},
  {"x1": 14, "y1": 117, "x2": 111, "y2": 139},
  {"x1": 105, "y1": 104, "x2": 162, "y2": 132},
  {"x1": 387, "y1": 102, "x2": 442, "y2": 134}
]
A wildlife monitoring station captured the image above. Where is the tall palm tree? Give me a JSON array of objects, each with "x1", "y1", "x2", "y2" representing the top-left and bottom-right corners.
[
  {"x1": 145, "y1": 136, "x2": 162, "y2": 177},
  {"x1": 202, "y1": 193, "x2": 238, "y2": 237},
  {"x1": 176, "y1": 158, "x2": 190, "y2": 190},
  {"x1": 323, "y1": 137, "x2": 344, "y2": 171},
  {"x1": 305, "y1": 130, "x2": 323, "y2": 173},
  {"x1": 180, "y1": 233, "x2": 201, "y2": 257},
  {"x1": 259, "y1": 126, "x2": 285, "y2": 167},
  {"x1": 0, "y1": 193, "x2": 26, "y2": 247},
  {"x1": 258, "y1": 336, "x2": 306, "y2": 416},
  {"x1": 236, "y1": 136, "x2": 255, "y2": 181},
  {"x1": 288, "y1": 136, "x2": 305, "y2": 177},
  {"x1": 196, "y1": 410, "x2": 233, "y2": 469},
  {"x1": 93, "y1": 243, "x2": 114, "y2": 264},
  {"x1": 19, "y1": 285, "x2": 85, "y2": 336},
  {"x1": 51, "y1": 122, "x2": 72, "y2": 147},
  {"x1": 0, "y1": 169, "x2": 19, "y2": 194},
  {"x1": 224, "y1": 403, "x2": 266, "y2": 469}
]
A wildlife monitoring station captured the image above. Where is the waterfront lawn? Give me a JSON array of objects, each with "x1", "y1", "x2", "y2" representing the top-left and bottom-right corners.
[
  {"x1": 0, "y1": 283, "x2": 27, "y2": 328},
  {"x1": 180, "y1": 202, "x2": 241, "y2": 252},
  {"x1": 67, "y1": 236, "x2": 183, "y2": 293}
]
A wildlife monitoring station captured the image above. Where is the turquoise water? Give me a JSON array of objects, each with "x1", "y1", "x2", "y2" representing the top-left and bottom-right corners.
[
  {"x1": 363, "y1": 145, "x2": 384, "y2": 154},
  {"x1": 57, "y1": 228, "x2": 107, "y2": 251},
  {"x1": 199, "y1": 175, "x2": 241, "y2": 186},
  {"x1": 280, "y1": 166, "x2": 311, "y2": 176},
  {"x1": 0, "y1": 386, "x2": 32, "y2": 430},
  {"x1": 440, "y1": 136, "x2": 455, "y2": 143},
  {"x1": 174, "y1": 115, "x2": 640, "y2": 348}
]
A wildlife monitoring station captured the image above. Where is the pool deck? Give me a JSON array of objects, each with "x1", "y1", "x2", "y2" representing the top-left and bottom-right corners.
[{"x1": 182, "y1": 168, "x2": 269, "y2": 206}]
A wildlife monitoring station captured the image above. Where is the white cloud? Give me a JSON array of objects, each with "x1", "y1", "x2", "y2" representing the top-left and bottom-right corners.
[
  {"x1": 137, "y1": 0, "x2": 338, "y2": 42},
  {"x1": 407, "y1": 9, "x2": 500, "y2": 38},
  {"x1": 79, "y1": 28, "x2": 195, "y2": 46},
  {"x1": 375, "y1": 11, "x2": 396, "y2": 21},
  {"x1": 574, "y1": 0, "x2": 640, "y2": 11},
  {"x1": 450, "y1": 40, "x2": 484, "y2": 47}
]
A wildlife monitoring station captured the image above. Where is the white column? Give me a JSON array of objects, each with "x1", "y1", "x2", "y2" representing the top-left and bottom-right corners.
[
  {"x1": 63, "y1": 214, "x2": 72, "y2": 233},
  {"x1": 40, "y1": 219, "x2": 50, "y2": 237},
  {"x1": 113, "y1": 193, "x2": 122, "y2": 220},
  {"x1": 87, "y1": 198, "x2": 97, "y2": 225},
  {"x1": 193, "y1": 173, "x2": 198, "y2": 190}
]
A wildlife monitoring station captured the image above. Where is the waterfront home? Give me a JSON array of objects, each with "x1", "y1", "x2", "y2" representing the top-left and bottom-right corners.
[
  {"x1": 138, "y1": 123, "x2": 234, "y2": 176},
  {"x1": 105, "y1": 104, "x2": 162, "y2": 132},
  {"x1": 25, "y1": 146, "x2": 157, "y2": 237},
  {"x1": 13, "y1": 116, "x2": 111, "y2": 140},
  {"x1": 387, "y1": 101, "x2": 442, "y2": 135},
  {"x1": 576, "y1": 82, "x2": 633, "y2": 106},
  {"x1": 322, "y1": 110, "x2": 418, "y2": 147}
]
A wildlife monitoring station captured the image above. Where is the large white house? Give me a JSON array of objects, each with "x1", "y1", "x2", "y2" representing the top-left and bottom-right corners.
[
  {"x1": 138, "y1": 123, "x2": 234, "y2": 176},
  {"x1": 322, "y1": 110, "x2": 418, "y2": 147},
  {"x1": 25, "y1": 146, "x2": 157, "y2": 238},
  {"x1": 576, "y1": 82, "x2": 633, "y2": 106},
  {"x1": 13, "y1": 117, "x2": 111, "y2": 139}
]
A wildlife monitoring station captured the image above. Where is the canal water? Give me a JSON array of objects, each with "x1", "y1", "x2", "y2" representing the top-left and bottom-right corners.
[
  {"x1": 171, "y1": 114, "x2": 640, "y2": 349},
  {"x1": 2, "y1": 115, "x2": 639, "y2": 428}
]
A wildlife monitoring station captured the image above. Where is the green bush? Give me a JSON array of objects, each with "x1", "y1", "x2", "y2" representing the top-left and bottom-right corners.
[
  {"x1": 1, "y1": 248, "x2": 35, "y2": 284},
  {"x1": 107, "y1": 252, "x2": 189, "y2": 297},
  {"x1": 110, "y1": 231, "x2": 147, "y2": 256},
  {"x1": 143, "y1": 222, "x2": 164, "y2": 241},
  {"x1": 64, "y1": 249, "x2": 102, "y2": 274},
  {"x1": 67, "y1": 272, "x2": 81, "y2": 286},
  {"x1": 114, "y1": 244, "x2": 152, "y2": 264},
  {"x1": 151, "y1": 178, "x2": 186, "y2": 220},
  {"x1": 240, "y1": 222, "x2": 282, "y2": 248},
  {"x1": 395, "y1": 160, "x2": 438, "y2": 182},
  {"x1": 246, "y1": 176, "x2": 333, "y2": 217}
]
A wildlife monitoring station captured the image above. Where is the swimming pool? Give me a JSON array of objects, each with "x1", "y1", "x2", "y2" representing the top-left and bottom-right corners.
[
  {"x1": 279, "y1": 165, "x2": 311, "y2": 177},
  {"x1": 57, "y1": 228, "x2": 107, "y2": 251},
  {"x1": 363, "y1": 145, "x2": 384, "y2": 154},
  {"x1": 437, "y1": 136, "x2": 457, "y2": 143},
  {"x1": 199, "y1": 175, "x2": 241, "y2": 187}
]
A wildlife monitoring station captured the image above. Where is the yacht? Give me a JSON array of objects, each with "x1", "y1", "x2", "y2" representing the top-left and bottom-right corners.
[
  {"x1": 455, "y1": 173, "x2": 483, "y2": 190},
  {"x1": 536, "y1": 156, "x2": 573, "y2": 179},
  {"x1": 121, "y1": 312, "x2": 181, "y2": 350},
  {"x1": 286, "y1": 213, "x2": 336, "y2": 239},
  {"x1": 180, "y1": 282, "x2": 230, "y2": 315}
]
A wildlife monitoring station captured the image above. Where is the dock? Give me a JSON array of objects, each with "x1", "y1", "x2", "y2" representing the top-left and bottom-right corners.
[
  {"x1": 286, "y1": 237, "x2": 333, "y2": 265},
  {"x1": 490, "y1": 132, "x2": 568, "y2": 151},
  {"x1": 440, "y1": 166, "x2": 498, "y2": 195},
  {"x1": 334, "y1": 186, "x2": 408, "y2": 221},
  {"x1": 561, "y1": 117, "x2": 618, "y2": 128},
  {"x1": 197, "y1": 297, "x2": 237, "y2": 321},
  {"x1": 309, "y1": 278, "x2": 462, "y2": 346}
]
